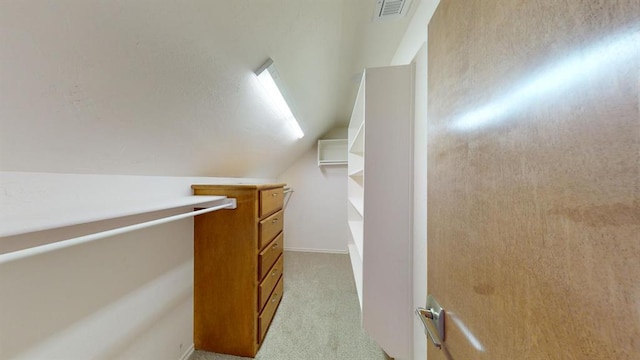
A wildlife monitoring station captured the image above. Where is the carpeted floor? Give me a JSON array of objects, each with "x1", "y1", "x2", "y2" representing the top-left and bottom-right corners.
[{"x1": 189, "y1": 251, "x2": 389, "y2": 360}]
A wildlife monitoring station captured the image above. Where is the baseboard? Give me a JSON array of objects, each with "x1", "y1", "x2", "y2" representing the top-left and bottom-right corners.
[
  {"x1": 178, "y1": 343, "x2": 195, "y2": 360},
  {"x1": 284, "y1": 247, "x2": 348, "y2": 254}
]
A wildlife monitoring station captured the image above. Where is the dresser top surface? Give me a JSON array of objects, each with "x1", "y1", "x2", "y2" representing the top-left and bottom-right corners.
[{"x1": 192, "y1": 183, "x2": 286, "y2": 192}]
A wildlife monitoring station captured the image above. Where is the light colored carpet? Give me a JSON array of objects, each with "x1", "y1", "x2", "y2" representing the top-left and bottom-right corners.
[{"x1": 189, "y1": 251, "x2": 389, "y2": 360}]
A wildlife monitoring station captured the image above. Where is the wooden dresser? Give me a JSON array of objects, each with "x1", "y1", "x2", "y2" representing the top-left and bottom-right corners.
[{"x1": 191, "y1": 183, "x2": 286, "y2": 357}]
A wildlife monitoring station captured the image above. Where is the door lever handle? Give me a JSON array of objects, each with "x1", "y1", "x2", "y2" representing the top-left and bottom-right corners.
[
  {"x1": 416, "y1": 308, "x2": 442, "y2": 348},
  {"x1": 416, "y1": 295, "x2": 445, "y2": 349}
]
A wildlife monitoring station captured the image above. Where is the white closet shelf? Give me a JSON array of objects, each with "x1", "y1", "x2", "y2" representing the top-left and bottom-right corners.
[
  {"x1": 0, "y1": 195, "x2": 228, "y2": 238},
  {"x1": 348, "y1": 220, "x2": 363, "y2": 256},
  {"x1": 349, "y1": 122, "x2": 365, "y2": 155},
  {"x1": 347, "y1": 242, "x2": 363, "y2": 310},
  {"x1": 318, "y1": 139, "x2": 348, "y2": 166},
  {"x1": 346, "y1": 64, "x2": 414, "y2": 359},
  {"x1": 318, "y1": 160, "x2": 348, "y2": 165},
  {"x1": 348, "y1": 197, "x2": 364, "y2": 216},
  {"x1": 349, "y1": 168, "x2": 364, "y2": 178},
  {"x1": 0, "y1": 199, "x2": 235, "y2": 264}
]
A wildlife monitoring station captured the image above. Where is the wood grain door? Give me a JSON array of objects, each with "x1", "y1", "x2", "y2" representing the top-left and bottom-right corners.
[{"x1": 426, "y1": 1, "x2": 640, "y2": 359}]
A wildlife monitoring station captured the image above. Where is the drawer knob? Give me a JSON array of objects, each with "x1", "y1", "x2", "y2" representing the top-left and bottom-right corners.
[
  {"x1": 271, "y1": 269, "x2": 278, "y2": 276},
  {"x1": 272, "y1": 243, "x2": 279, "y2": 249},
  {"x1": 272, "y1": 293, "x2": 278, "y2": 302},
  {"x1": 272, "y1": 218, "x2": 278, "y2": 223},
  {"x1": 272, "y1": 193, "x2": 278, "y2": 197}
]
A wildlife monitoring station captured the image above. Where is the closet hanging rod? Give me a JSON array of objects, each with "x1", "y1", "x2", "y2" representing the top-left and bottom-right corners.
[
  {"x1": 0, "y1": 198, "x2": 237, "y2": 265},
  {"x1": 283, "y1": 186, "x2": 293, "y2": 209}
]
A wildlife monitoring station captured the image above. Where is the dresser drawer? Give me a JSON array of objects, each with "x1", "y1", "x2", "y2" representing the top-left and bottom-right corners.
[
  {"x1": 258, "y1": 255, "x2": 283, "y2": 311},
  {"x1": 258, "y1": 277, "x2": 283, "y2": 343},
  {"x1": 259, "y1": 210, "x2": 283, "y2": 249},
  {"x1": 259, "y1": 233, "x2": 283, "y2": 279},
  {"x1": 260, "y1": 187, "x2": 284, "y2": 218}
]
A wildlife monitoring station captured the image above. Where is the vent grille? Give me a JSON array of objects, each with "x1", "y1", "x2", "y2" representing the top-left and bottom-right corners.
[{"x1": 374, "y1": 0, "x2": 411, "y2": 21}]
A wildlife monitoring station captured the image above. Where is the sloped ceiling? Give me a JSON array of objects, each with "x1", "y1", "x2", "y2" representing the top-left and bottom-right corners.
[{"x1": 0, "y1": 0, "x2": 417, "y2": 178}]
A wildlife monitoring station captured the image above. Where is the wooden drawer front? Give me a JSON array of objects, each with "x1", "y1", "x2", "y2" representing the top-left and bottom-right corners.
[
  {"x1": 258, "y1": 277, "x2": 283, "y2": 343},
  {"x1": 259, "y1": 233, "x2": 283, "y2": 279},
  {"x1": 259, "y1": 210, "x2": 283, "y2": 249},
  {"x1": 258, "y1": 255, "x2": 283, "y2": 311},
  {"x1": 259, "y1": 187, "x2": 284, "y2": 218}
]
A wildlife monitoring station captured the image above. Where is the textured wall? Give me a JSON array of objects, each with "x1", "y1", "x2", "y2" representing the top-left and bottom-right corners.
[
  {"x1": 0, "y1": 1, "x2": 341, "y2": 177},
  {"x1": 0, "y1": 1, "x2": 414, "y2": 178},
  {"x1": 278, "y1": 130, "x2": 349, "y2": 254}
]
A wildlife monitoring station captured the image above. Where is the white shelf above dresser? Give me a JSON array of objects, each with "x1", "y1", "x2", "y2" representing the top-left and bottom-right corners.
[{"x1": 317, "y1": 139, "x2": 348, "y2": 166}]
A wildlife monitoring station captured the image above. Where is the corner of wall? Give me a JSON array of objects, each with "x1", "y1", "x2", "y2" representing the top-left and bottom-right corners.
[{"x1": 278, "y1": 145, "x2": 349, "y2": 253}]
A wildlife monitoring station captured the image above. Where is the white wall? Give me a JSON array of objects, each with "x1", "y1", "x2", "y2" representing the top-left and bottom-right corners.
[
  {"x1": 1, "y1": 219, "x2": 194, "y2": 360},
  {"x1": 389, "y1": 1, "x2": 440, "y2": 360},
  {"x1": 278, "y1": 128, "x2": 349, "y2": 254},
  {"x1": 0, "y1": 172, "x2": 272, "y2": 360},
  {"x1": 0, "y1": 1, "x2": 364, "y2": 179}
]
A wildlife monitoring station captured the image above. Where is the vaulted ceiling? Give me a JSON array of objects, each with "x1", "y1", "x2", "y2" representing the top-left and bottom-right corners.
[{"x1": 0, "y1": 0, "x2": 417, "y2": 178}]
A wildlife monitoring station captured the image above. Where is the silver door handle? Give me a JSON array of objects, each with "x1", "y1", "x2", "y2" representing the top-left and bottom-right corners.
[{"x1": 416, "y1": 295, "x2": 445, "y2": 349}]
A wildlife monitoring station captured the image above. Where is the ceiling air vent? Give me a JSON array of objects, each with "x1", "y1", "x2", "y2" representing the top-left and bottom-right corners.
[{"x1": 373, "y1": 0, "x2": 412, "y2": 22}]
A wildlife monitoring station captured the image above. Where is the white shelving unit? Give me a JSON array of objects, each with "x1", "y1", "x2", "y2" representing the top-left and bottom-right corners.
[
  {"x1": 347, "y1": 73, "x2": 366, "y2": 310},
  {"x1": 317, "y1": 139, "x2": 348, "y2": 166},
  {"x1": 346, "y1": 64, "x2": 414, "y2": 360}
]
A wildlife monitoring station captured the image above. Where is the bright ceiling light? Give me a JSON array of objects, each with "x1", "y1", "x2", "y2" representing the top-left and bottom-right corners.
[{"x1": 255, "y1": 58, "x2": 304, "y2": 139}]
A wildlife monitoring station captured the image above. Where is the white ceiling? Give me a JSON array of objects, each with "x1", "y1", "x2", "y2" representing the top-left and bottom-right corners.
[{"x1": 0, "y1": 0, "x2": 417, "y2": 178}]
